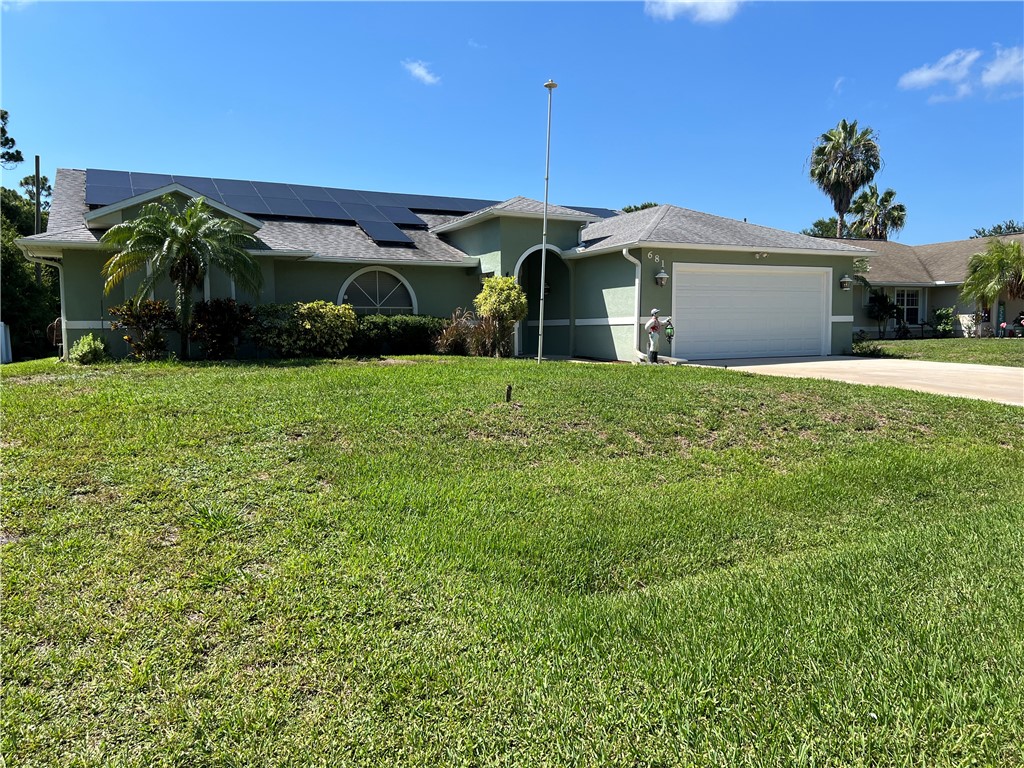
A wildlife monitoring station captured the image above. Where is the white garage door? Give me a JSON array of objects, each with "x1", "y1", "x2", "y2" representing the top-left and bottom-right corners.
[{"x1": 671, "y1": 263, "x2": 830, "y2": 360}]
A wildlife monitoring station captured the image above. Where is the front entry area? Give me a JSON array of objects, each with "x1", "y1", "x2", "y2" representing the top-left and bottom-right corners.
[
  {"x1": 671, "y1": 263, "x2": 831, "y2": 360},
  {"x1": 516, "y1": 247, "x2": 571, "y2": 357}
]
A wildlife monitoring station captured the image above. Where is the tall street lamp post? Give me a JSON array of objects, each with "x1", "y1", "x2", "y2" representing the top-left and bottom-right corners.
[{"x1": 537, "y1": 79, "x2": 557, "y2": 362}]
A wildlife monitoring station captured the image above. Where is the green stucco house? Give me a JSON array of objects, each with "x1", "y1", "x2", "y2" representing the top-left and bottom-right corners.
[
  {"x1": 832, "y1": 234, "x2": 1024, "y2": 338},
  {"x1": 18, "y1": 168, "x2": 870, "y2": 361}
]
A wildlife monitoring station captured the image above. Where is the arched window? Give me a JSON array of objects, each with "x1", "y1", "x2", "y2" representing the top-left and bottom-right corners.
[{"x1": 339, "y1": 268, "x2": 416, "y2": 315}]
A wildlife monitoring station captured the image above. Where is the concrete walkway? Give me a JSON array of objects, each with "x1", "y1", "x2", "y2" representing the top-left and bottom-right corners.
[{"x1": 687, "y1": 356, "x2": 1024, "y2": 407}]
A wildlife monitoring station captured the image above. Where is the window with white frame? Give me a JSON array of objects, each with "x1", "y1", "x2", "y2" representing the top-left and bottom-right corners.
[
  {"x1": 895, "y1": 289, "x2": 920, "y2": 324},
  {"x1": 343, "y1": 270, "x2": 414, "y2": 315}
]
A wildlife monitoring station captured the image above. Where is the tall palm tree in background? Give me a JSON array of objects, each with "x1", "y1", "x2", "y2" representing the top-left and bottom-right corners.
[
  {"x1": 101, "y1": 196, "x2": 263, "y2": 358},
  {"x1": 849, "y1": 184, "x2": 907, "y2": 240},
  {"x1": 809, "y1": 119, "x2": 881, "y2": 238},
  {"x1": 960, "y1": 239, "x2": 1024, "y2": 308}
]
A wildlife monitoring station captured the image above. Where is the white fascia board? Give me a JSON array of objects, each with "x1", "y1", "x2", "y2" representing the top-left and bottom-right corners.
[
  {"x1": 16, "y1": 238, "x2": 102, "y2": 255},
  {"x1": 566, "y1": 240, "x2": 871, "y2": 260},
  {"x1": 431, "y1": 210, "x2": 599, "y2": 234},
  {"x1": 83, "y1": 183, "x2": 265, "y2": 230},
  {"x1": 865, "y1": 281, "x2": 954, "y2": 287}
]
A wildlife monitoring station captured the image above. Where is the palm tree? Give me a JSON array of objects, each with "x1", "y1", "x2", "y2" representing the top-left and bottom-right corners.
[
  {"x1": 960, "y1": 239, "x2": 1024, "y2": 309},
  {"x1": 809, "y1": 119, "x2": 882, "y2": 238},
  {"x1": 101, "y1": 196, "x2": 262, "y2": 358},
  {"x1": 849, "y1": 185, "x2": 907, "y2": 241}
]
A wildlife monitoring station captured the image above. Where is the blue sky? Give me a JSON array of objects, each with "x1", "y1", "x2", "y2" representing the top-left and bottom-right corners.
[{"x1": 2, "y1": 1, "x2": 1021, "y2": 243}]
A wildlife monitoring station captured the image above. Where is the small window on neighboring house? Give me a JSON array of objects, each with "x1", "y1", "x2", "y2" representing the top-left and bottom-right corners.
[
  {"x1": 895, "y1": 289, "x2": 920, "y2": 324},
  {"x1": 343, "y1": 269, "x2": 414, "y2": 315}
]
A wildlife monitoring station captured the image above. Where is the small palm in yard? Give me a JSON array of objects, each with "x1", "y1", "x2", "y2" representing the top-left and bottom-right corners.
[
  {"x1": 101, "y1": 196, "x2": 263, "y2": 359},
  {"x1": 961, "y1": 238, "x2": 1024, "y2": 306}
]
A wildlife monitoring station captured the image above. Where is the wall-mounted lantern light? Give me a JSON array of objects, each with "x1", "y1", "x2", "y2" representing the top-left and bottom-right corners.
[
  {"x1": 654, "y1": 267, "x2": 669, "y2": 287},
  {"x1": 839, "y1": 274, "x2": 853, "y2": 291}
]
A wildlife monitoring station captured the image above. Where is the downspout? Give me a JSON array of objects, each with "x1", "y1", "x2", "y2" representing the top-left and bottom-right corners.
[{"x1": 622, "y1": 247, "x2": 642, "y2": 357}]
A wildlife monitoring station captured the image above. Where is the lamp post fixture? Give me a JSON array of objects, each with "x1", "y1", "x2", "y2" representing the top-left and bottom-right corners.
[{"x1": 537, "y1": 79, "x2": 557, "y2": 363}]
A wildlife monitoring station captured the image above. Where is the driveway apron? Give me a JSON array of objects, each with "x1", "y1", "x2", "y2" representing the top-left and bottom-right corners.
[{"x1": 688, "y1": 356, "x2": 1024, "y2": 407}]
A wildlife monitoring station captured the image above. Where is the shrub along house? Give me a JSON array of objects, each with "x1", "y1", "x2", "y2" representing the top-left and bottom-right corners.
[
  {"x1": 18, "y1": 168, "x2": 869, "y2": 361},
  {"x1": 833, "y1": 234, "x2": 1024, "y2": 337}
]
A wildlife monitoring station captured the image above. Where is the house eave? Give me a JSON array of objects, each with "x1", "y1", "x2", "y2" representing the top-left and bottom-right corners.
[
  {"x1": 564, "y1": 240, "x2": 871, "y2": 260},
  {"x1": 15, "y1": 238, "x2": 102, "y2": 256},
  {"x1": 431, "y1": 209, "x2": 599, "y2": 235}
]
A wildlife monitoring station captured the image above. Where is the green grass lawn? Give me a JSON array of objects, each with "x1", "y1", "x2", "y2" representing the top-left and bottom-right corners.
[
  {"x1": 3, "y1": 357, "x2": 1023, "y2": 767},
  {"x1": 856, "y1": 337, "x2": 1024, "y2": 367}
]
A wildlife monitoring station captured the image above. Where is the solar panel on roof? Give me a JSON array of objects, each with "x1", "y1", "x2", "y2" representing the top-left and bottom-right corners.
[
  {"x1": 378, "y1": 206, "x2": 426, "y2": 226},
  {"x1": 130, "y1": 172, "x2": 173, "y2": 191},
  {"x1": 302, "y1": 200, "x2": 351, "y2": 220},
  {"x1": 252, "y1": 181, "x2": 297, "y2": 199},
  {"x1": 172, "y1": 176, "x2": 223, "y2": 198},
  {"x1": 358, "y1": 219, "x2": 414, "y2": 244},
  {"x1": 87, "y1": 185, "x2": 135, "y2": 205},
  {"x1": 88, "y1": 169, "x2": 131, "y2": 188},
  {"x1": 220, "y1": 194, "x2": 272, "y2": 215},
  {"x1": 214, "y1": 179, "x2": 258, "y2": 196},
  {"x1": 85, "y1": 169, "x2": 497, "y2": 225},
  {"x1": 344, "y1": 203, "x2": 388, "y2": 223},
  {"x1": 326, "y1": 187, "x2": 370, "y2": 205},
  {"x1": 289, "y1": 184, "x2": 335, "y2": 202},
  {"x1": 260, "y1": 197, "x2": 312, "y2": 217}
]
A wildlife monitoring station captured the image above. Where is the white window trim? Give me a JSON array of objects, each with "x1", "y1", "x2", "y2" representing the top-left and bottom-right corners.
[
  {"x1": 338, "y1": 266, "x2": 418, "y2": 315},
  {"x1": 895, "y1": 288, "x2": 922, "y2": 324}
]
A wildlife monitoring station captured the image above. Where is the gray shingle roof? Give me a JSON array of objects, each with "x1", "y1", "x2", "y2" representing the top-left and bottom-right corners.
[
  {"x1": 20, "y1": 168, "x2": 104, "y2": 244},
  {"x1": 19, "y1": 169, "x2": 472, "y2": 263},
  {"x1": 579, "y1": 205, "x2": 871, "y2": 253},
  {"x1": 254, "y1": 219, "x2": 469, "y2": 263},
  {"x1": 915, "y1": 234, "x2": 1024, "y2": 284}
]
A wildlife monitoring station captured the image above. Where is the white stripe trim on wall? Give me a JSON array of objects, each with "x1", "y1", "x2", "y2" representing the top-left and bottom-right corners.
[
  {"x1": 575, "y1": 317, "x2": 634, "y2": 326},
  {"x1": 830, "y1": 315, "x2": 854, "y2": 323},
  {"x1": 527, "y1": 317, "x2": 636, "y2": 328}
]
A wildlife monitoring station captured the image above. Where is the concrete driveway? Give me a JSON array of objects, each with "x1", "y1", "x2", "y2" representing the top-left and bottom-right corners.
[{"x1": 688, "y1": 356, "x2": 1024, "y2": 406}]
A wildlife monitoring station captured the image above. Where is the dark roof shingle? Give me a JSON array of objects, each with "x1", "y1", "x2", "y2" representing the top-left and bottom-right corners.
[{"x1": 579, "y1": 205, "x2": 871, "y2": 253}]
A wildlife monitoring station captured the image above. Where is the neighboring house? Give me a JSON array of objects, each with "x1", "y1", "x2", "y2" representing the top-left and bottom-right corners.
[
  {"x1": 18, "y1": 168, "x2": 868, "y2": 361},
  {"x1": 831, "y1": 234, "x2": 1024, "y2": 337}
]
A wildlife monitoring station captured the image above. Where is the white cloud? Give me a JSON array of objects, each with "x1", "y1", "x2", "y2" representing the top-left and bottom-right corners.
[
  {"x1": 644, "y1": 0, "x2": 743, "y2": 23},
  {"x1": 468, "y1": 39, "x2": 486, "y2": 50},
  {"x1": 981, "y1": 45, "x2": 1024, "y2": 88},
  {"x1": 833, "y1": 76, "x2": 846, "y2": 95},
  {"x1": 927, "y1": 83, "x2": 973, "y2": 104},
  {"x1": 898, "y1": 49, "x2": 981, "y2": 90},
  {"x1": 402, "y1": 60, "x2": 440, "y2": 86}
]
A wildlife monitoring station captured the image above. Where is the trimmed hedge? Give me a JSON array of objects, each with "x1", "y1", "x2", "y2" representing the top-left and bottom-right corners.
[
  {"x1": 252, "y1": 301, "x2": 357, "y2": 358},
  {"x1": 348, "y1": 314, "x2": 447, "y2": 357}
]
